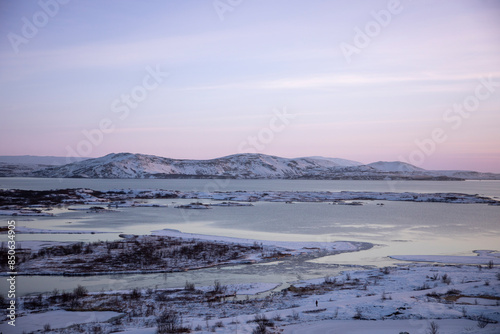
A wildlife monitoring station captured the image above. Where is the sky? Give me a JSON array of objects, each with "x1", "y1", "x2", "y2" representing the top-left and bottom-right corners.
[{"x1": 0, "y1": 0, "x2": 499, "y2": 172}]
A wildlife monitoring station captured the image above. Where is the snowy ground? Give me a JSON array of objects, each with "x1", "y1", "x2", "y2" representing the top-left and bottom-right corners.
[
  {"x1": 391, "y1": 250, "x2": 500, "y2": 265},
  {"x1": 0, "y1": 310, "x2": 123, "y2": 334},
  {"x1": 2, "y1": 250, "x2": 498, "y2": 333},
  {"x1": 283, "y1": 319, "x2": 500, "y2": 334},
  {"x1": 6, "y1": 229, "x2": 371, "y2": 276},
  {"x1": 1, "y1": 188, "x2": 498, "y2": 212},
  {"x1": 10, "y1": 226, "x2": 115, "y2": 234},
  {"x1": 1, "y1": 187, "x2": 498, "y2": 333},
  {"x1": 151, "y1": 229, "x2": 372, "y2": 256},
  {"x1": 0, "y1": 209, "x2": 53, "y2": 216}
]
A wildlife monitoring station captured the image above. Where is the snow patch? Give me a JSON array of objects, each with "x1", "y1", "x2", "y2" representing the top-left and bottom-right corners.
[{"x1": 0, "y1": 310, "x2": 122, "y2": 334}]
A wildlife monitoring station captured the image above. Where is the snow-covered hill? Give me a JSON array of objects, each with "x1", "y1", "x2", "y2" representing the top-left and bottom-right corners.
[
  {"x1": 13, "y1": 153, "x2": 456, "y2": 180},
  {"x1": 2, "y1": 152, "x2": 498, "y2": 180},
  {"x1": 299, "y1": 156, "x2": 363, "y2": 167},
  {"x1": 0, "y1": 156, "x2": 90, "y2": 177},
  {"x1": 32, "y1": 153, "x2": 375, "y2": 179},
  {"x1": 367, "y1": 161, "x2": 426, "y2": 173},
  {"x1": 361, "y1": 161, "x2": 500, "y2": 180}
]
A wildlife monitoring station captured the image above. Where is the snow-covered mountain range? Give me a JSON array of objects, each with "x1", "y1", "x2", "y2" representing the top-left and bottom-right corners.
[{"x1": 2, "y1": 152, "x2": 498, "y2": 180}]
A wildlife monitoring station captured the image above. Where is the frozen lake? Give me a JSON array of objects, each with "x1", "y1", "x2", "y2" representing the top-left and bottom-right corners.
[{"x1": 1, "y1": 178, "x2": 499, "y2": 295}]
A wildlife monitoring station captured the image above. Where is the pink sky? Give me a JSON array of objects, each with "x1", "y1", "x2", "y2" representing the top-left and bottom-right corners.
[{"x1": 1, "y1": 0, "x2": 499, "y2": 172}]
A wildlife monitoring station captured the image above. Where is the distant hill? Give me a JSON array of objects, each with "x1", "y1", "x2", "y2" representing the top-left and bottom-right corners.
[
  {"x1": 367, "y1": 161, "x2": 426, "y2": 173},
  {"x1": 30, "y1": 153, "x2": 374, "y2": 179},
  {"x1": 0, "y1": 155, "x2": 88, "y2": 165},
  {"x1": 0, "y1": 156, "x2": 89, "y2": 177},
  {"x1": 1, "y1": 153, "x2": 498, "y2": 180},
  {"x1": 300, "y1": 156, "x2": 363, "y2": 167}
]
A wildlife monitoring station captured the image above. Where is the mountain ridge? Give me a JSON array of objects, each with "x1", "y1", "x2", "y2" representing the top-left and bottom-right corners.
[{"x1": 1, "y1": 152, "x2": 498, "y2": 180}]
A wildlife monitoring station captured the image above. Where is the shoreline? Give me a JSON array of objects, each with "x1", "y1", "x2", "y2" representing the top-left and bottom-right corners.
[
  {"x1": 3, "y1": 260, "x2": 499, "y2": 334},
  {"x1": 4, "y1": 230, "x2": 373, "y2": 277},
  {"x1": 151, "y1": 228, "x2": 374, "y2": 255}
]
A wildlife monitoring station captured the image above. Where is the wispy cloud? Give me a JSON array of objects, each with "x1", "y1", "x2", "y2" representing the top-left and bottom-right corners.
[
  {"x1": 179, "y1": 72, "x2": 500, "y2": 92},
  {"x1": 1, "y1": 0, "x2": 499, "y2": 171}
]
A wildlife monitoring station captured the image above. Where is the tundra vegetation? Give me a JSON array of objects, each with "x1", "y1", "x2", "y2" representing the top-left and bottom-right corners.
[
  {"x1": 2, "y1": 236, "x2": 265, "y2": 275},
  {"x1": 1, "y1": 258, "x2": 499, "y2": 333}
]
